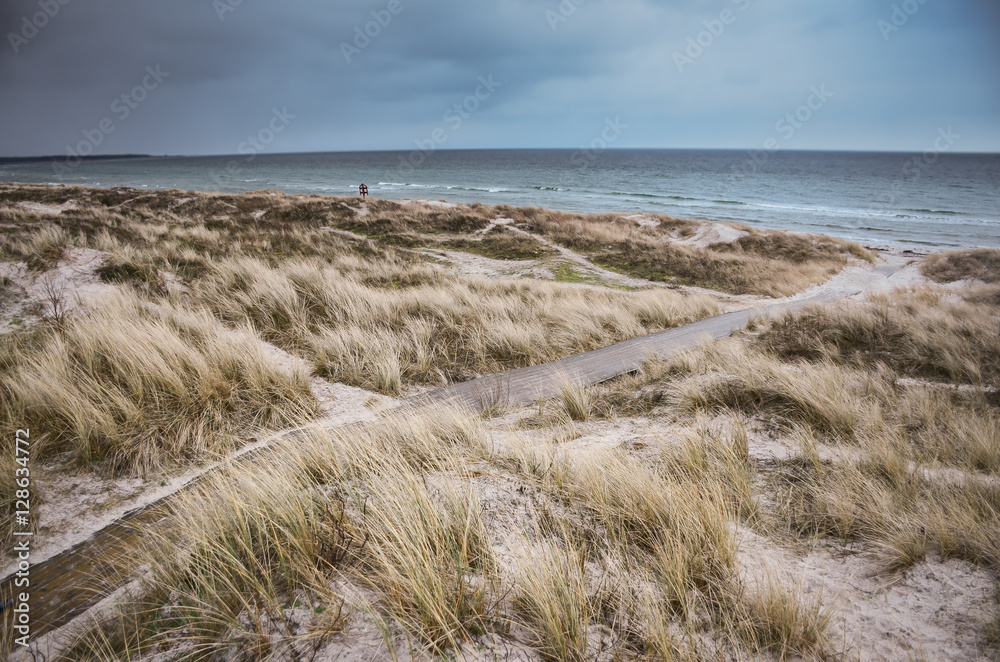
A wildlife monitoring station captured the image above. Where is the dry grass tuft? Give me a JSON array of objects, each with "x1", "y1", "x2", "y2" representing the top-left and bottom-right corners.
[
  {"x1": 1, "y1": 222, "x2": 69, "y2": 270},
  {"x1": 772, "y1": 441, "x2": 1000, "y2": 575},
  {"x1": 662, "y1": 420, "x2": 757, "y2": 522},
  {"x1": 0, "y1": 292, "x2": 317, "y2": 474},
  {"x1": 511, "y1": 539, "x2": 591, "y2": 662},
  {"x1": 757, "y1": 289, "x2": 1000, "y2": 387},
  {"x1": 921, "y1": 248, "x2": 1000, "y2": 284},
  {"x1": 65, "y1": 458, "x2": 350, "y2": 660},
  {"x1": 732, "y1": 572, "x2": 831, "y2": 659},
  {"x1": 565, "y1": 448, "x2": 740, "y2": 620},
  {"x1": 668, "y1": 339, "x2": 890, "y2": 439},
  {"x1": 559, "y1": 379, "x2": 595, "y2": 422},
  {"x1": 95, "y1": 250, "x2": 167, "y2": 296},
  {"x1": 64, "y1": 410, "x2": 495, "y2": 659},
  {"x1": 356, "y1": 464, "x2": 499, "y2": 652}
]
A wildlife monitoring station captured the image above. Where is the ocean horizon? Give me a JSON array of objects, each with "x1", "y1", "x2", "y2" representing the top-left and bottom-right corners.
[{"x1": 3, "y1": 148, "x2": 998, "y2": 249}]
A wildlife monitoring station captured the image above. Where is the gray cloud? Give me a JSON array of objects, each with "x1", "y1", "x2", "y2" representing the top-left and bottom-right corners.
[{"x1": 1, "y1": 0, "x2": 998, "y2": 156}]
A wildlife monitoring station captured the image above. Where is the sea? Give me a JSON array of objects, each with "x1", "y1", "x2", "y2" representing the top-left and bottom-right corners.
[{"x1": 2, "y1": 149, "x2": 998, "y2": 249}]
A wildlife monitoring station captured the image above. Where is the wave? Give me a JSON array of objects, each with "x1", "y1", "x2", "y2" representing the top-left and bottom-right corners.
[
  {"x1": 748, "y1": 201, "x2": 925, "y2": 219},
  {"x1": 606, "y1": 191, "x2": 662, "y2": 199},
  {"x1": 376, "y1": 182, "x2": 433, "y2": 189},
  {"x1": 903, "y1": 208, "x2": 962, "y2": 216},
  {"x1": 574, "y1": 191, "x2": 748, "y2": 208},
  {"x1": 444, "y1": 185, "x2": 514, "y2": 193},
  {"x1": 576, "y1": 190, "x2": 713, "y2": 203}
]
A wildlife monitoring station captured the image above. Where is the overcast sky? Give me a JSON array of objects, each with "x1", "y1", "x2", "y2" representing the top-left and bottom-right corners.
[{"x1": 1, "y1": 0, "x2": 998, "y2": 157}]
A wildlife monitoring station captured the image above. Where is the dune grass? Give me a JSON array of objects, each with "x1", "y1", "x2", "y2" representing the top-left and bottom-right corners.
[
  {"x1": 514, "y1": 210, "x2": 871, "y2": 296},
  {"x1": 63, "y1": 451, "x2": 352, "y2": 661},
  {"x1": 191, "y1": 256, "x2": 719, "y2": 394},
  {"x1": 565, "y1": 447, "x2": 741, "y2": 625},
  {"x1": 0, "y1": 183, "x2": 722, "y2": 492},
  {"x1": 0, "y1": 183, "x2": 868, "y2": 297},
  {"x1": 356, "y1": 465, "x2": 499, "y2": 652},
  {"x1": 0, "y1": 291, "x2": 318, "y2": 475},
  {"x1": 559, "y1": 379, "x2": 595, "y2": 422},
  {"x1": 531, "y1": 280, "x2": 999, "y2": 654},
  {"x1": 595, "y1": 285, "x2": 1000, "y2": 586},
  {"x1": 921, "y1": 247, "x2": 1000, "y2": 284},
  {"x1": 756, "y1": 288, "x2": 1000, "y2": 387},
  {"x1": 59, "y1": 402, "x2": 836, "y2": 661},
  {"x1": 59, "y1": 410, "x2": 497, "y2": 660},
  {"x1": 664, "y1": 333, "x2": 998, "y2": 478},
  {"x1": 731, "y1": 571, "x2": 832, "y2": 659},
  {"x1": 496, "y1": 428, "x2": 826, "y2": 658},
  {"x1": 573, "y1": 287, "x2": 999, "y2": 474},
  {"x1": 772, "y1": 434, "x2": 1000, "y2": 574},
  {"x1": 510, "y1": 539, "x2": 591, "y2": 661}
]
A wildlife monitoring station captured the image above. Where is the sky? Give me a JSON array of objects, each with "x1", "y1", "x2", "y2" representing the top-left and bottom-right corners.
[{"x1": 1, "y1": 0, "x2": 998, "y2": 157}]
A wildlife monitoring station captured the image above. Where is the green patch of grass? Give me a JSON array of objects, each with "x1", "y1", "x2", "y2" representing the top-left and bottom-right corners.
[
  {"x1": 550, "y1": 263, "x2": 591, "y2": 283},
  {"x1": 549, "y1": 262, "x2": 638, "y2": 290},
  {"x1": 589, "y1": 253, "x2": 686, "y2": 285}
]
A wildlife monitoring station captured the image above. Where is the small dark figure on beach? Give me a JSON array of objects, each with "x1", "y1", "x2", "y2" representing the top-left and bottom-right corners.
[{"x1": 359, "y1": 183, "x2": 369, "y2": 198}]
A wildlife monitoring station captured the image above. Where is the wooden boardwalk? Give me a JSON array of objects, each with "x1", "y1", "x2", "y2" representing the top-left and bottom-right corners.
[
  {"x1": 410, "y1": 289, "x2": 850, "y2": 411},
  {"x1": 1, "y1": 288, "x2": 852, "y2": 646}
]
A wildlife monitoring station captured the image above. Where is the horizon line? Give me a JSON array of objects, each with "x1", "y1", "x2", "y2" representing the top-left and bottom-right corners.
[{"x1": 2, "y1": 146, "x2": 999, "y2": 162}]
